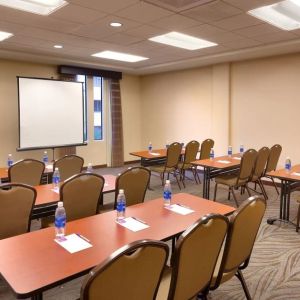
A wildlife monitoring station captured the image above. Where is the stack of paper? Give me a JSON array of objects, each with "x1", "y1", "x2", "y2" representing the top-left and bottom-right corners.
[
  {"x1": 165, "y1": 204, "x2": 194, "y2": 215},
  {"x1": 55, "y1": 233, "x2": 92, "y2": 253},
  {"x1": 116, "y1": 217, "x2": 149, "y2": 232},
  {"x1": 217, "y1": 160, "x2": 231, "y2": 164}
]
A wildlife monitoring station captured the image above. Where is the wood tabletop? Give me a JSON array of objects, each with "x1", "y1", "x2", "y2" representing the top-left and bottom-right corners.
[
  {"x1": 267, "y1": 164, "x2": 300, "y2": 182},
  {"x1": 34, "y1": 174, "x2": 116, "y2": 207},
  {"x1": 130, "y1": 148, "x2": 186, "y2": 159},
  {"x1": 192, "y1": 154, "x2": 242, "y2": 169},
  {"x1": 0, "y1": 193, "x2": 234, "y2": 298}
]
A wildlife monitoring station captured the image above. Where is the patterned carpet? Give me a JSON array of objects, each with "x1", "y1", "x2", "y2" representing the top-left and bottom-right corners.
[{"x1": 1, "y1": 164, "x2": 300, "y2": 300}]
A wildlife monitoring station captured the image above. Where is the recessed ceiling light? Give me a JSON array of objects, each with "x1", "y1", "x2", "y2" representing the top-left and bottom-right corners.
[
  {"x1": 92, "y1": 51, "x2": 149, "y2": 63},
  {"x1": 54, "y1": 45, "x2": 63, "y2": 48},
  {"x1": 110, "y1": 22, "x2": 122, "y2": 27},
  {"x1": 0, "y1": 0, "x2": 68, "y2": 15},
  {"x1": 149, "y1": 31, "x2": 217, "y2": 50},
  {"x1": 0, "y1": 31, "x2": 14, "y2": 42},
  {"x1": 248, "y1": 0, "x2": 300, "y2": 30}
]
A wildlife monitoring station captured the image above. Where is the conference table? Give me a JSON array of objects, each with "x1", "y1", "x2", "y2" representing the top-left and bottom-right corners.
[
  {"x1": 192, "y1": 154, "x2": 241, "y2": 199},
  {"x1": 0, "y1": 193, "x2": 235, "y2": 300},
  {"x1": 32, "y1": 174, "x2": 116, "y2": 219},
  {"x1": 266, "y1": 165, "x2": 300, "y2": 226}
]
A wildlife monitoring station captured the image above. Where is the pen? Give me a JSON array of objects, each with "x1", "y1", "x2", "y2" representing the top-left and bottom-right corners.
[
  {"x1": 176, "y1": 203, "x2": 191, "y2": 209},
  {"x1": 76, "y1": 233, "x2": 91, "y2": 243},
  {"x1": 132, "y1": 217, "x2": 147, "y2": 225}
]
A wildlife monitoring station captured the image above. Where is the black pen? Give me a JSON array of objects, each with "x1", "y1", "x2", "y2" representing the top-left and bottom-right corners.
[
  {"x1": 131, "y1": 217, "x2": 147, "y2": 225},
  {"x1": 76, "y1": 233, "x2": 91, "y2": 243},
  {"x1": 176, "y1": 203, "x2": 191, "y2": 209}
]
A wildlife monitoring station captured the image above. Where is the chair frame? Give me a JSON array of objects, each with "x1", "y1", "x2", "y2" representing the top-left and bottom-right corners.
[
  {"x1": 80, "y1": 239, "x2": 169, "y2": 300},
  {"x1": 114, "y1": 166, "x2": 150, "y2": 209},
  {"x1": 168, "y1": 214, "x2": 229, "y2": 300},
  {"x1": 0, "y1": 183, "x2": 37, "y2": 234},
  {"x1": 8, "y1": 158, "x2": 45, "y2": 185},
  {"x1": 210, "y1": 195, "x2": 266, "y2": 300}
]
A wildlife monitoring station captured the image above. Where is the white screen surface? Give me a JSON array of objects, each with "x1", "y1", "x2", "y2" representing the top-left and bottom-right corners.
[{"x1": 18, "y1": 77, "x2": 84, "y2": 150}]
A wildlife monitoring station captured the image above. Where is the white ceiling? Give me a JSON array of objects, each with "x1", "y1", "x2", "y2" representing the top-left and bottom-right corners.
[{"x1": 1, "y1": 0, "x2": 300, "y2": 74}]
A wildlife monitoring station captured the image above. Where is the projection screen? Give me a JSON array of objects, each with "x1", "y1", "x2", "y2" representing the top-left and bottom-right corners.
[{"x1": 18, "y1": 77, "x2": 85, "y2": 150}]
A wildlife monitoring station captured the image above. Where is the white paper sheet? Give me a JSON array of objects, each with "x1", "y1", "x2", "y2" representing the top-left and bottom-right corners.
[
  {"x1": 233, "y1": 157, "x2": 241, "y2": 160},
  {"x1": 104, "y1": 183, "x2": 109, "y2": 186},
  {"x1": 46, "y1": 165, "x2": 53, "y2": 170},
  {"x1": 51, "y1": 187, "x2": 60, "y2": 194},
  {"x1": 217, "y1": 160, "x2": 231, "y2": 164},
  {"x1": 165, "y1": 204, "x2": 194, "y2": 215},
  {"x1": 55, "y1": 233, "x2": 92, "y2": 254},
  {"x1": 150, "y1": 152, "x2": 160, "y2": 156},
  {"x1": 291, "y1": 172, "x2": 300, "y2": 176},
  {"x1": 116, "y1": 217, "x2": 149, "y2": 232}
]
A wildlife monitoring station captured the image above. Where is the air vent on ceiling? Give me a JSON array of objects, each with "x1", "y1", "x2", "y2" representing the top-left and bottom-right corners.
[{"x1": 143, "y1": 0, "x2": 216, "y2": 12}]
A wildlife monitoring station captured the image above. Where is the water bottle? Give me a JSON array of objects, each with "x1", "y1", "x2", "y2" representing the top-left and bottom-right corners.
[
  {"x1": 148, "y1": 142, "x2": 152, "y2": 154},
  {"x1": 240, "y1": 144, "x2": 244, "y2": 155},
  {"x1": 7, "y1": 154, "x2": 13, "y2": 167},
  {"x1": 86, "y1": 162, "x2": 93, "y2": 173},
  {"x1": 116, "y1": 189, "x2": 126, "y2": 221},
  {"x1": 285, "y1": 157, "x2": 291, "y2": 173},
  {"x1": 163, "y1": 180, "x2": 172, "y2": 206},
  {"x1": 43, "y1": 151, "x2": 48, "y2": 164},
  {"x1": 53, "y1": 167, "x2": 60, "y2": 189},
  {"x1": 210, "y1": 148, "x2": 214, "y2": 160},
  {"x1": 166, "y1": 141, "x2": 170, "y2": 149},
  {"x1": 55, "y1": 201, "x2": 66, "y2": 239},
  {"x1": 228, "y1": 145, "x2": 232, "y2": 157}
]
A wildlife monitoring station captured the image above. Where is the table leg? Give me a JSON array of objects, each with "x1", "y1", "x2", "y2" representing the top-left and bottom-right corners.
[
  {"x1": 31, "y1": 293, "x2": 43, "y2": 300},
  {"x1": 202, "y1": 167, "x2": 211, "y2": 200}
]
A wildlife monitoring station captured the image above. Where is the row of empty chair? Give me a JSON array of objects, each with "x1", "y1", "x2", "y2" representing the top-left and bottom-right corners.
[
  {"x1": 214, "y1": 144, "x2": 282, "y2": 206},
  {"x1": 80, "y1": 195, "x2": 266, "y2": 300},
  {"x1": 150, "y1": 139, "x2": 214, "y2": 189}
]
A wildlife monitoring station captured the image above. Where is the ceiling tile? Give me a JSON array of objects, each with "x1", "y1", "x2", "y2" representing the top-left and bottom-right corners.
[
  {"x1": 222, "y1": 0, "x2": 279, "y2": 11},
  {"x1": 102, "y1": 33, "x2": 144, "y2": 46},
  {"x1": 222, "y1": 37, "x2": 263, "y2": 49},
  {"x1": 181, "y1": 1, "x2": 242, "y2": 23},
  {"x1": 116, "y1": 2, "x2": 172, "y2": 23},
  {"x1": 253, "y1": 32, "x2": 299, "y2": 43},
  {"x1": 0, "y1": 21, "x2": 25, "y2": 34},
  {"x1": 212, "y1": 13, "x2": 262, "y2": 31},
  {"x1": 234, "y1": 23, "x2": 282, "y2": 38},
  {"x1": 51, "y1": 4, "x2": 107, "y2": 25},
  {"x1": 125, "y1": 25, "x2": 166, "y2": 39}
]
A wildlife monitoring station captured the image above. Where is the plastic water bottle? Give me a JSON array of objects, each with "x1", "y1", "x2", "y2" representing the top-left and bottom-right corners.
[
  {"x1": 285, "y1": 157, "x2": 292, "y2": 173},
  {"x1": 210, "y1": 148, "x2": 214, "y2": 160},
  {"x1": 55, "y1": 201, "x2": 66, "y2": 239},
  {"x1": 43, "y1": 151, "x2": 48, "y2": 164},
  {"x1": 53, "y1": 167, "x2": 60, "y2": 189},
  {"x1": 86, "y1": 163, "x2": 93, "y2": 173},
  {"x1": 166, "y1": 141, "x2": 170, "y2": 149},
  {"x1": 7, "y1": 154, "x2": 13, "y2": 167},
  {"x1": 163, "y1": 180, "x2": 172, "y2": 206},
  {"x1": 116, "y1": 189, "x2": 126, "y2": 221},
  {"x1": 148, "y1": 142, "x2": 152, "y2": 154},
  {"x1": 228, "y1": 146, "x2": 232, "y2": 157},
  {"x1": 240, "y1": 144, "x2": 244, "y2": 155}
]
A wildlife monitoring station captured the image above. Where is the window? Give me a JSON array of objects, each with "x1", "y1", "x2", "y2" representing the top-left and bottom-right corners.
[
  {"x1": 93, "y1": 77, "x2": 103, "y2": 140},
  {"x1": 76, "y1": 75, "x2": 87, "y2": 141}
]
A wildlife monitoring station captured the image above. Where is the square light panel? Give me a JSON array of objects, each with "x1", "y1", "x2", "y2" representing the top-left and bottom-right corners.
[
  {"x1": 248, "y1": 0, "x2": 300, "y2": 30},
  {"x1": 0, "y1": 0, "x2": 68, "y2": 15},
  {"x1": 0, "y1": 31, "x2": 14, "y2": 41},
  {"x1": 92, "y1": 51, "x2": 149, "y2": 63},
  {"x1": 149, "y1": 31, "x2": 217, "y2": 50}
]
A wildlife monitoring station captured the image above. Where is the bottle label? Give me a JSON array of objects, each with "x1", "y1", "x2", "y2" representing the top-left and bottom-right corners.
[
  {"x1": 285, "y1": 163, "x2": 291, "y2": 170},
  {"x1": 117, "y1": 201, "x2": 124, "y2": 212},
  {"x1": 228, "y1": 150, "x2": 232, "y2": 155},
  {"x1": 163, "y1": 190, "x2": 172, "y2": 200},
  {"x1": 53, "y1": 176, "x2": 60, "y2": 184},
  {"x1": 240, "y1": 147, "x2": 244, "y2": 153},
  {"x1": 55, "y1": 215, "x2": 66, "y2": 228},
  {"x1": 8, "y1": 159, "x2": 13, "y2": 167},
  {"x1": 148, "y1": 146, "x2": 152, "y2": 152},
  {"x1": 43, "y1": 156, "x2": 48, "y2": 163}
]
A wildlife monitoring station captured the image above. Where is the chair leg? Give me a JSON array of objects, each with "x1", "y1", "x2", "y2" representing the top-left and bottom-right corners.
[
  {"x1": 270, "y1": 177, "x2": 279, "y2": 195},
  {"x1": 296, "y1": 204, "x2": 300, "y2": 232},
  {"x1": 174, "y1": 172, "x2": 181, "y2": 190},
  {"x1": 192, "y1": 168, "x2": 198, "y2": 184},
  {"x1": 213, "y1": 183, "x2": 218, "y2": 201},
  {"x1": 245, "y1": 184, "x2": 251, "y2": 197},
  {"x1": 227, "y1": 190, "x2": 231, "y2": 200},
  {"x1": 235, "y1": 269, "x2": 252, "y2": 300},
  {"x1": 231, "y1": 187, "x2": 239, "y2": 207},
  {"x1": 181, "y1": 169, "x2": 186, "y2": 188},
  {"x1": 258, "y1": 179, "x2": 268, "y2": 200}
]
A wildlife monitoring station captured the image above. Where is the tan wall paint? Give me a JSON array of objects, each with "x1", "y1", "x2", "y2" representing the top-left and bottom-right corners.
[{"x1": 231, "y1": 53, "x2": 300, "y2": 167}]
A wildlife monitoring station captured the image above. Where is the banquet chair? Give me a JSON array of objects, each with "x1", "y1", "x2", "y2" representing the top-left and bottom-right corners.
[
  {"x1": 263, "y1": 144, "x2": 282, "y2": 195},
  {"x1": 53, "y1": 154, "x2": 84, "y2": 182},
  {"x1": 177, "y1": 140, "x2": 200, "y2": 188},
  {"x1": 9, "y1": 158, "x2": 45, "y2": 186},
  {"x1": 0, "y1": 183, "x2": 36, "y2": 239},
  {"x1": 42, "y1": 173, "x2": 104, "y2": 227},
  {"x1": 157, "y1": 214, "x2": 228, "y2": 300},
  {"x1": 150, "y1": 142, "x2": 182, "y2": 189},
  {"x1": 80, "y1": 239, "x2": 169, "y2": 300},
  {"x1": 213, "y1": 149, "x2": 257, "y2": 207},
  {"x1": 114, "y1": 166, "x2": 150, "y2": 209},
  {"x1": 210, "y1": 196, "x2": 266, "y2": 300}
]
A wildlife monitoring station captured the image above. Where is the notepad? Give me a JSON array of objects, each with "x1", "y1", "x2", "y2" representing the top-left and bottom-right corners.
[
  {"x1": 291, "y1": 172, "x2": 300, "y2": 176},
  {"x1": 217, "y1": 160, "x2": 231, "y2": 164},
  {"x1": 233, "y1": 157, "x2": 241, "y2": 160},
  {"x1": 46, "y1": 165, "x2": 53, "y2": 170},
  {"x1": 116, "y1": 217, "x2": 149, "y2": 232},
  {"x1": 51, "y1": 187, "x2": 60, "y2": 194},
  {"x1": 150, "y1": 152, "x2": 160, "y2": 156},
  {"x1": 104, "y1": 183, "x2": 109, "y2": 186},
  {"x1": 165, "y1": 204, "x2": 194, "y2": 215},
  {"x1": 55, "y1": 233, "x2": 92, "y2": 254}
]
